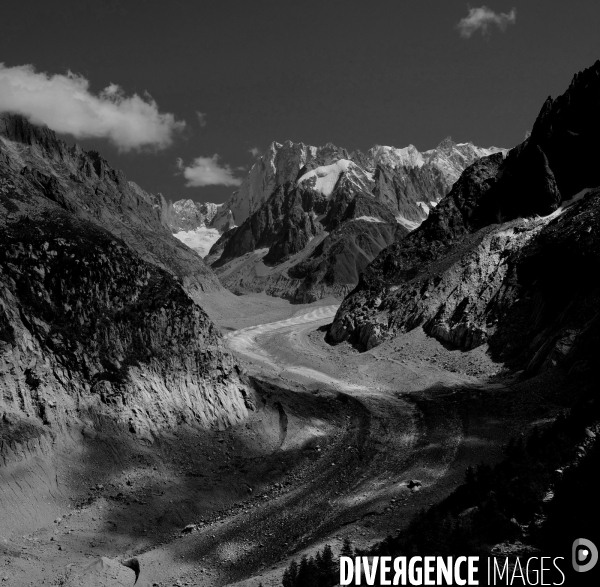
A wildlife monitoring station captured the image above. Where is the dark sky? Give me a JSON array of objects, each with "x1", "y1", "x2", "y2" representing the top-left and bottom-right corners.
[{"x1": 2, "y1": 0, "x2": 599, "y2": 204}]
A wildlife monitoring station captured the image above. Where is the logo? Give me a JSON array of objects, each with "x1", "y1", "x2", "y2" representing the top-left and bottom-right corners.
[{"x1": 572, "y1": 538, "x2": 598, "y2": 573}]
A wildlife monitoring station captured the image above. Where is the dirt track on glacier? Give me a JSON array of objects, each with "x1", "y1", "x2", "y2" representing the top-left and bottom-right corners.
[{"x1": 2, "y1": 294, "x2": 556, "y2": 587}]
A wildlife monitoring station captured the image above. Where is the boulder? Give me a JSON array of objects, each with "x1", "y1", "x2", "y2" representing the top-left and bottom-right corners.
[{"x1": 64, "y1": 557, "x2": 137, "y2": 587}]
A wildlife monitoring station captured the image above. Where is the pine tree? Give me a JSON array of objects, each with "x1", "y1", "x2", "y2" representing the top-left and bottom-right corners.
[
  {"x1": 282, "y1": 559, "x2": 298, "y2": 587},
  {"x1": 318, "y1": 544, "x2": 337, "y2": 586},
  {"x1": 297, "y1": 555, "x2": 319, "y2": 587},
  {"x1": 282, "y1": 567, "x2": 293, "y2": 587},
  {"x1": 341, "y1": 537, "x2": 354, "y2": 558},
  {"x1": 305, "y1": 556, "x2": 320, "y2": 587},
  {"x1": 314, "y1": 550, "x2": 323, "y2": 573}
]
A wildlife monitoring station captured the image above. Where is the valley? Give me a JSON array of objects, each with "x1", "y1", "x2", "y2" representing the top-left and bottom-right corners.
[
  {"x1": 1, "y1": 292, "x2": 561, "y2": 586},
  {"x1": 1, "y1": 56, "x2": 599, "y2": 587}
]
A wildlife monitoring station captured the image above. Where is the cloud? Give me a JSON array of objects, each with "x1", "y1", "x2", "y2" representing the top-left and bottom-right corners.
[
  {"x1": 196, "y1": 111, "x2": 207, "y2": 127},
  {"x1": 248, "y1": 147, "x2": 261, "y2": 159},
  {"x1": 178, "y1": 155, "x2": 243, "y2": 187},
  {"x1": 457, "y1": 6, "x2": 516, "y2": 38},
  {"x1": 0, "y1": 63, "x2": 185, "y2": 151}
]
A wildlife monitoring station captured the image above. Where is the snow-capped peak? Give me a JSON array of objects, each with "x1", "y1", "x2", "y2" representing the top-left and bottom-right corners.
[
  {"x1": 423, "y1": 140, "x2": 509, "y2": 184},
  {"x1": 370, "y1": 145, "x2": 425, "y2": 169},
  {"x1": 210, "y1": 141, "x2": 346, "y2": 227},
  {"x1": 297, "y1": 159, "x2": 373, "y2": 197}
]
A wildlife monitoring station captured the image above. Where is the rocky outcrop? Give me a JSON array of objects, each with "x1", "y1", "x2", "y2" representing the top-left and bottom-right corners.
[
  {"x1": 0, "y1": 113, "x2": 221, "y2": 299},
  {"x1": 329, "y1": 61, "x2": 600, "y2": 379},
  {"x1": 213, "y1": 182, "x2": 325, "y2": 267},
  {"x1": 207, "y1": 138, "x2": 501, "y2": 302}
]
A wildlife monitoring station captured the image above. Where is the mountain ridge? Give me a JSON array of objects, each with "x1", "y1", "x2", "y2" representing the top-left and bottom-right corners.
[
  {"x1": 189, "y1": 137, "x2": 507, "y2": 302},
  {"x1": 0, "y1": 113, "x2": 255, "y2": 470},
  {"x1": 328, "y1": 60, "x2": 600, "y2": 384},
  {"x1": 0, "y1": 113, "x2": 222, "y2": 299}
]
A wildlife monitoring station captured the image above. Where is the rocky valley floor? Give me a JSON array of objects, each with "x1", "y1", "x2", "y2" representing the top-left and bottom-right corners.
[{"x1": 0, "y1": 293, "x2": 569, "y2": 587}]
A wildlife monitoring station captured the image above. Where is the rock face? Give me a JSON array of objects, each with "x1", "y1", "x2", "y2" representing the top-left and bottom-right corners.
[
  {"x1": 210, "y1": 141, "x2": 353, "y2": 230},
  {"x1": 370, "y1": 139, "x2": 506, "y2": 230},
  {"x1": 0, "y1": 114, "x2": 221, "y2": 299},
  {"x1": 166, "y1": 142, "x2": 355, "y2": 260},
  {"x1": 167, "y1": 199, "x2": 220, "y2": 232},
  {"x1": 206, "y1": 138, "x2": 503, "y2": 302},
  {"x1": 329, "y1": 60, "x2": 600, "y2": 378},
  {"x1": 0, "y1": 115, "x2": 254, "y2": 468}
]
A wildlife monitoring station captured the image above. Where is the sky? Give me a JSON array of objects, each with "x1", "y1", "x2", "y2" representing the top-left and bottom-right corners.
[{"x1": 1, "y1": 0, "x2": 599, "y2": 205}]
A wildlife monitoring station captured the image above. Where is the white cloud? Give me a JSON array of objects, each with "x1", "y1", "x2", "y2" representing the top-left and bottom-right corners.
[
  {"x1": 457, "y1": 6, "x2": 516, "y2": 38},
  {"x1": 248, "y1": 147, "x2": 261, "y2": 159},
  {"x1": 0, "y1": 63, "x2": 185, "y2": 151},
  {"x1": 178, "y1": 155, "x2": 243, "y2": 187},
  {"x1": 196, "y1": 111, "x2": 207, "y2": 127}
]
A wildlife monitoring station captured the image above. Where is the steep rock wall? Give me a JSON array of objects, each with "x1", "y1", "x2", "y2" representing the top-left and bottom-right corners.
[{"x1": 0, "y1": 208, "x2": 253, "y2": 467}]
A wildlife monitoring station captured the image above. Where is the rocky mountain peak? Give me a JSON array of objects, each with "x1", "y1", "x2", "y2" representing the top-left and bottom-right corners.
[
  {"x1": 0, "y1": 113, "x2": 68, "y2": 160},
  {"x1": 524, "y1": 59, "x2": 600, "y2": 199},
  {"x1": 436, "y1": 136, "x2": 456, "y2": 151},
  {"x1": 369, "y1": 144, "x2": 424, "y2": 169},
  {"x1": 297, "y1": 159, "x2": 373, "y2": 198},
  {"x1": 209, "y1": 139, "x2": 349, "y2": 231}
]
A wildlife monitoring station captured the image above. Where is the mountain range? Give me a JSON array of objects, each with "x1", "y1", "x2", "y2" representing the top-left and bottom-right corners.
[
  {"x1": 168, "y1": 138, "x2": 506, "y2": 301},
  {"x1": 328, "y1": 59, "x2": 600, "y2": 382}
]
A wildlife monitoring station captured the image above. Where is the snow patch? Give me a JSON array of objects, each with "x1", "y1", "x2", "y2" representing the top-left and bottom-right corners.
[
  {"x1": 562, "y1": 187, "x2": 594, "y2": 209},
  {"x1": 395, "y1": 215, "x2": 421, "y2": 231},
  {"x1": 297, "y1": 159, "x2": 354, "y2": 197},
  {"x1": 173, "y1": 227, "x2": 221, "y2": 258},
  {"x1": 354, "y1": 216, "x2": 384, "y2": 223},
  {"x1": 537, "y1": 188, "x2": 595, "y2": 222}
]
